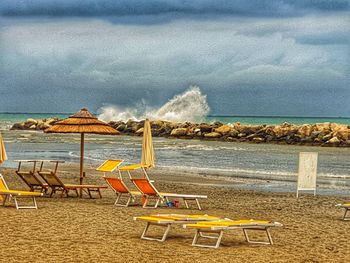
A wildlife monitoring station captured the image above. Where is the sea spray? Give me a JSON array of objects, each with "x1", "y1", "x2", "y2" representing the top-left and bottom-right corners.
[{"x1": 98, "y1": 86, "x2": 210, "y2": 123}]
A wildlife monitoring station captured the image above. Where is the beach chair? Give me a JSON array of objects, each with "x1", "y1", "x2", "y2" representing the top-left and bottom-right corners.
[
  {"x1": 121, "y1": 164, "x2": 207, "y2": 209},
  {"x1": 15, "y1": 160, "x2": 49, "y2": 193},
  {"x1": 184, "y1": 219, "x2": 283, "y2": 248},
  {"x1": 97, "y1": 159, "x2": 142, "y2": 206},
  {"x1": 134, "y1": 214, "x2": 221, "y2": 242},
  {"x1": 336, "y1": 203, "x2": 350, "y2": 220},
  {"x1": 37, "y1": 160, "x2": 107, "y2": 198},
  {"x1": 0, "y1": 174, "x2": 43, "y2": 209}
]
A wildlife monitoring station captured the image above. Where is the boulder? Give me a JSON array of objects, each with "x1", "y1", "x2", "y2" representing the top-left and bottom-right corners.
[
  {"x1": 327, "y1": 137, "x2": 340, "y2": 144},
  {"x1": 170, "y1": 128, "x2": 188, "y2": 136},
  {"x1": 10, "y1": 122, "x2": 25, "y2": 130},
  {"x1": 135, "y1": 128, "x2": 144, "y2": 135},
  {"x1": 116, "y1": 124, "x2": 126, "y2": 132},
  {"x1": 199, "y1": 124, "x2": 213, "y2": 133},
  {"x1": 204, "y1": 132, "x2": 222, "y2": 138},
  {"x1": 298, "y1": 124, "x2": 313, "y2": 138},
  {"x1": 24, "y1": 118, "x2": 38, "y2": 128},
  {"x1": 214, "y1": 125, "x2": 232, "y2": 135}
]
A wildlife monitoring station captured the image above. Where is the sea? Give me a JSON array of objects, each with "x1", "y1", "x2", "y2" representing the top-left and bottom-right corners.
[{"x1": 1, "y1": 112, "x2": 350, "y2": 195}]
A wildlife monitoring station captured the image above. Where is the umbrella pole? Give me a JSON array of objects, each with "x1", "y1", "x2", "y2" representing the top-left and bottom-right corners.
[{"x1": 79, "y1": 133, "x2": 84, "y2": 197}]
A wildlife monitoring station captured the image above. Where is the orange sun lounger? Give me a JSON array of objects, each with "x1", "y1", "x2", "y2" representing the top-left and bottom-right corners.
[
  {"x1": 97, "y1": 160, "x2": 142, "y2": 206},
  {"x1": 120, "y1": 164, "x2": 207, "y2": 209},
  {"x1": 0, "y1": 174, "x2": 43, "y2": 209}
]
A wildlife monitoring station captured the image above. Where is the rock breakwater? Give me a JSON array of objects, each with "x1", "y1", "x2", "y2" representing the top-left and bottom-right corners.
[{"x1": 10, "y1": 118, "x2": 350, "y2": 147}]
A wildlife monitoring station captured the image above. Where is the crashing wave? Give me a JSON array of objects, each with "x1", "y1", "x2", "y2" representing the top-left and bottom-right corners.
[{"x1": 98, "y1": 85, "x2": 210, "y2": 123}]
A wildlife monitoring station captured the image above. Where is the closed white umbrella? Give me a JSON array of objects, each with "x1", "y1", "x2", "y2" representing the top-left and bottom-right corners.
[
  {"x1": 0, "y1": 132, "x2": 7, "y2": 165},
  {"x1": 141, "y1": 119, "x2": 155, "y2": 168}
]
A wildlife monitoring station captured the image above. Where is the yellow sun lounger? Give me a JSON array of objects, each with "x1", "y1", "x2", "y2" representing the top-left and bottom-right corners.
[
  {"x1": 184, "y1": 219, "x2": 283, "y2": 248},
  {"x1": 336, "y1": 203, "x2": 350, "y2": 220},
  {"x1": 134, "y1": 214, "x2": 221, "y2": 242},
  {"x1": 121, "y1": 164, "x2": 207, "y2": 209},
  {"x1": 96, "y1": 160, "x2": 142, "y2": 207},
  {"x1": 0, "y1": 174, "x2": 43, "y2": 209}
]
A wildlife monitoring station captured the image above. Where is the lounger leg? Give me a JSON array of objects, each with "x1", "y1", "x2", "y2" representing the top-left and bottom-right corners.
[
  {"x1": 192, "y1": 230, "x2": 223, "y2": 249},
  {"x1": 183, "y1": 199, "x2": 189, "y2": 209},
  {"x1": 13, "y1": 197, "x2": 38, "y2": 209},
  {"x1": 142, "y1": 196, "x2": 161, "y2": 209},
  {"x1": 343, "y1": 208, "x2": 350, "y2": 220},
  {"x1": 243, "y1": 228, "x2": 273, "y2": 245},
  {"x1": 1, "y1": 195, "x2": 8, "y2": 206},
  {"x1": 114, "y1": 193, "x2": 132, "y2": 207},
  {"x1": 195, "y1": 198, "x2": 202, "y2": 210},
  {"x1": 141, "y1": 222, "x2": 171, "y2": 242}
]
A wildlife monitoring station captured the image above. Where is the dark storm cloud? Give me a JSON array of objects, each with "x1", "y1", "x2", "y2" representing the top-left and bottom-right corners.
[{"x1": 0, "y1": 0, "x2": 348, "y2": 18}]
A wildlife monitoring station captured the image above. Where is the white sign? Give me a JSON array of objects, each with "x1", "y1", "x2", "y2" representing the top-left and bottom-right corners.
[{"x1": 297, "y1": 152, "x2": 318, "y2": 197}]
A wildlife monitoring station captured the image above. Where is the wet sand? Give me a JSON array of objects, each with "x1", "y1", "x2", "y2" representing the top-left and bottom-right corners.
[{"x1": 0, "y1": 164, "x2": 349, "y2": 263}]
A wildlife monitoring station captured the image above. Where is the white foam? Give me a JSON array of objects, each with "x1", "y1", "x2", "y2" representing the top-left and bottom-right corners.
[{"x1": 98, "y1": 85, "x2": 209, "y2": 123}]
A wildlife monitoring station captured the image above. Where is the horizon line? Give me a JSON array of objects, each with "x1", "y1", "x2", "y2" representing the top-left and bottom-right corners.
[{"x1": 0, "y1": 112, "x2": 349, "y2": 119}]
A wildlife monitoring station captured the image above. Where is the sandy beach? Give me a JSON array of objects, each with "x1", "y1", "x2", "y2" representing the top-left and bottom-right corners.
[{"x1": 0, "y1": 164, "x2": 349, "y2": 263}]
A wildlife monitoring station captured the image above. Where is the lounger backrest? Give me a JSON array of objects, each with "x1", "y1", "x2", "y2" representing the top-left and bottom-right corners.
[
  {"x1": 17, "y1": 172, "x2": 42, "y2": 186},
  {"x1": 97, "y1": 160, "x2": 124, "y2": 172},
  {"x1": 104, "y1": 177, "x2": 129, "y2": 194},
  {"x1": 0, "y1": 174, "x2": 9, "y2": 191},
  {"x1": 39, "y1": 172, "x2": 64, "y2": 187},
  {"x1": 131, "y1": 178, "x2": 158, "y2": 196}
]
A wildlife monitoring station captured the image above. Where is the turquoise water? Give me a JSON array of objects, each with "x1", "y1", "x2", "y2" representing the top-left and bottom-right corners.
[
  {"x1": 1, "y1": 113, "x2": 349, "y2": 129},
  {"x1": 206, "y1": 116, "x2": 350, "y2": 125}
]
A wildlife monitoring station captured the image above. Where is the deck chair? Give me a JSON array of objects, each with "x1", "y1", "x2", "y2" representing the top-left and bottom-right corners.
[
  {"x1": 336, "y1": 203, "x2": 350, "y2": 220},
  {"x1": 184, "y1": 219, "x2": 283, "y2": 248},
  {"x1": 97, "y1": 159, "x2": 142, "y2": 206},
  {"x1": 0, "y1": 174, "x2": 43, "y2": 209},
  {"x1": 134, "y1": 214, "x2": 220, "y2": 242},
  {"x1": 121, "y1": 164, "x2": 207, "y2": 209},
  {"x1": 15, "y1": 160, "x2": 48, "y2": 193},
  {"x1": 37, "y1": 160, "x2": 107, "y2": 198}
]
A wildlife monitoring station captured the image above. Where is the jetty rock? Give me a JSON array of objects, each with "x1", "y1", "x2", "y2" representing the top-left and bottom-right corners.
[
  {"x1": 9, "y1": 117, "x2": 350, "y2": 147},
  {"x1": 10, "y1": 117, "x2": 60, "y2": 131}
]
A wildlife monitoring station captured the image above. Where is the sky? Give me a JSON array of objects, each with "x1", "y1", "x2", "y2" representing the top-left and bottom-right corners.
[{"x1": 0, "y1": 0, "x2": 349, "y2": 117}]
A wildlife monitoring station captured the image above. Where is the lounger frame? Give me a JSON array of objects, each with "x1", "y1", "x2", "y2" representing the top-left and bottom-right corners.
[
  {"x1": 0, "y1": 174, "x2": 42, "y2": 209},
  {"x1": 15, "y1": 160, "x2": 49, "y2": 193},
  {"x1": 336, "y1": 204, "x2": 350, "y2": 220},
  {"x1": 38, "y1": 161, "x2": 106, "y2": 198},
  {"x1": 131, "y1": 178, "x2": 206, "y2": 210},
  {"x1": 184, "y1": 222, "x2": 282, "y2": 251}
]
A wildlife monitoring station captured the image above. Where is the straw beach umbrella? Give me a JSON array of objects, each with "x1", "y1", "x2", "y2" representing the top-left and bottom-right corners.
[
  {"x1": 0, "y1": 132, "x2": 8, "y2": 165},
  {"x1": 141, "y1": 119, "x2": 155, "y2": 168},
  {"x1": 44, "y1": 108, "x2": 118, "y2": 186}
]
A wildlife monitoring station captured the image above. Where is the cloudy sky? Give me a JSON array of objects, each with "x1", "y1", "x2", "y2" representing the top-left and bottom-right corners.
[{"x1": 0, "y1": 1, "x2": 349, "y2": 117}]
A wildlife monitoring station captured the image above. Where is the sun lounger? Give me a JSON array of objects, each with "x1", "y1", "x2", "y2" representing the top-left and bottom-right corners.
[
  {"x1": 121, "y1": 164, "x2": 207, "y2": 209},
  {"x1": 96, "y1": 159, "x2": 142, "y2": 206},
  {"x1": 184, "y1": 219, "x2": 283, "y2": 248},
  {"x1": 336, "y1": 203, "x2": 350, "y2": 220},
  {"x1": 15, "y1": 160, "x2": 49, "y2": 193},
  {"x1": 37, "y1": 160, "x2": 107, "y2": 198},
  {"x1": 134, "y1": 214, "x2": 221, "y2": 241},
  {"x1": 0, "y1": 174, "x2": 43, "y2": 209}
]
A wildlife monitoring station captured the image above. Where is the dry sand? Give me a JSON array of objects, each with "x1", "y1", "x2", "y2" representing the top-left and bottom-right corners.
[{"x1": 0, "y1": 164, "x2": 349, "y2": 263}]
